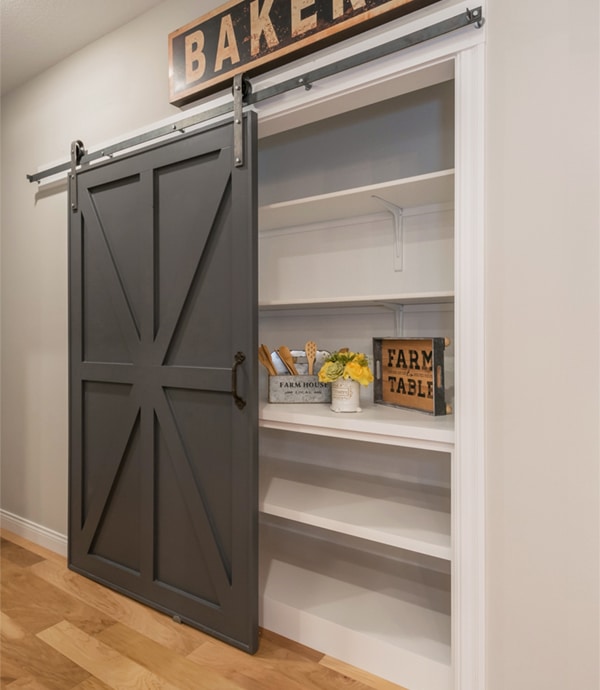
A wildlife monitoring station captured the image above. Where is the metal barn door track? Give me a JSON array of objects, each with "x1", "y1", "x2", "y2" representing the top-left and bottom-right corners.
[{"x1": 27, "y1": 6, "x2": 483, "y2": 184}]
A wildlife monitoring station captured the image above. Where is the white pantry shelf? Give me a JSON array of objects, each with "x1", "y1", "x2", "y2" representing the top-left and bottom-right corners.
[
  {"x1": 259, "y1": 291, "x2": 455, "y2": 311},
  {"x1": 260, "y1": 457, "x2": 451, "y2": 560},
  {"x1": 259, "y1": 400, "x2": 454, "y2": 451},
  {"x1": 259, "y1": 169, "x2": 455, "y2": 232},
  {"x1": 260, "y1": 519, "x2": 452, "y2": 690}
]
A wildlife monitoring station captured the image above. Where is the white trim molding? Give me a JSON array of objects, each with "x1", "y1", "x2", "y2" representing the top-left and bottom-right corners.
[
  {"x1": 0, "y1": 509, "x2": 68, "y2": 557},
  {"x1": 453, "y1": 39, "x2": 486, "y2": 690}
]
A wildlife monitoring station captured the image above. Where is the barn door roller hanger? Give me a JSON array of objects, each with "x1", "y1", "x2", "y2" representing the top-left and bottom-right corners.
[{"x1": 26, "y1": 6, "x2": 483, "y2": 184}]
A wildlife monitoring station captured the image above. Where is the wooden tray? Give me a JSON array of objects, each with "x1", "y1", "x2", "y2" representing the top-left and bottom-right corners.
[{"x1": 373, "y1": 337, "x2": 449, "y2": 415}]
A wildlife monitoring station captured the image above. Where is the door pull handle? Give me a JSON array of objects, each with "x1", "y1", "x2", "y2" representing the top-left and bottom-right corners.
[{"x1": 231, "y1": 352, "x2": 246, "y2": 409}]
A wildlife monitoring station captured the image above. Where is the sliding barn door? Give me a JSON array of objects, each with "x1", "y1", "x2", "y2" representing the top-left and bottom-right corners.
[{"x1": 68, "y1": 115, "x2": 258, "y2": 652}]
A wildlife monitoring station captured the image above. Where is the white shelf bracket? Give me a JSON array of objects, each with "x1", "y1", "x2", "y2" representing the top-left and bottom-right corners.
[
  {"x1": 372, "y1": 195, "x2": 403, "y2": 272},
  {"x1": 373, "y1": 301, "x2": 404, "y2": 336}
]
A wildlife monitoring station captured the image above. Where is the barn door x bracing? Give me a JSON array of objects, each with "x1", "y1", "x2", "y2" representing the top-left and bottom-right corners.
[{"x1": 68, "y1": 115, "x2": 258, "y2": 652}]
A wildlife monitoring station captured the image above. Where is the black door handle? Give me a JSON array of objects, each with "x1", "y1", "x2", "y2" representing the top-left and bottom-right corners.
[{"x1": 231, "y1": 352, "x2": 246, "y2": 409}]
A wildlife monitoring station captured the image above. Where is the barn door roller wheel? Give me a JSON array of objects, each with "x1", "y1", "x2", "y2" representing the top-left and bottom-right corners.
[
  {"x1": 233, "y1": 74, "x2": 251, "y2": 168},
  {"x1": 69, "y1": 139, "x2": 86, "y2": 212}
]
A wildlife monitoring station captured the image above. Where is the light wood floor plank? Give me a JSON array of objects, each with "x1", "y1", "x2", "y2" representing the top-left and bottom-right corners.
[
  {"x1": 187, "y1": 640, "x2": 312, "y2": 690},
  {"x1": 29, "y1": 559, "x2": 209, "y2": 656},
  {"x1": 2, "y1": 532, "x2": 406, "y2": 690},
  {"x1": 70, "y1": 679, "x2": 113, "y2": 690},
  {"x1": 97, "y1": 622, "x2": 245, "y2": 690},
  {"x1": 260, "y1": 627, "x2": 324, "y2": 662},
  {"x1": 320, "y1": 656, "x2": 409, "y2": 690},
  {"x1": 37, "y1": 620, "x2": 182, "y2": 690},
  {"x1": 1, "y1": 537, "x2": 46, "y2": 568},
  {"x1": 2, "y1": 563, "x2": 113, "y2": 637},
  {"x1": 1, "y1": 530, "x2": 65, "y2": 564},
  {"x1": 0, "y1": 555, "x2": 24, "y2": 585},
  {"x1": 6, "y1": 675, "x2": 54, "y2": 689},
  {"x1": 1, "y1": 627, "x2": 91, "y2": 689},
  {"x1": 187, "y1": 635, "x2": 378, "y2": 690},
  {"x1": 1, "y1": 611, "x2": 27, "y2": 641}
]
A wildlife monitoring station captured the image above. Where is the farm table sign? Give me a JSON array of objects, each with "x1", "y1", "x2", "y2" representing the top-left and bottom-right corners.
[
  {"x1": 373, "y1": 337, "x2": 450, "y2": 415},
  {"x1": 168, "y1": 0, "x2": 441, "y2": 105}
]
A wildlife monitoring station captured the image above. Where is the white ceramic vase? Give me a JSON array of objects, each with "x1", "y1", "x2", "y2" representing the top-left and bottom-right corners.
[{"x1": 330, "y1": 378, "x2": 361, "y2": 412}]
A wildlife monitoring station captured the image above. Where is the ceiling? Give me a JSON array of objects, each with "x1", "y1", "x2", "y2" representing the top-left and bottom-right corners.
[{"x1": 0, "y1": 0, "x2": 165, "y2": 95}]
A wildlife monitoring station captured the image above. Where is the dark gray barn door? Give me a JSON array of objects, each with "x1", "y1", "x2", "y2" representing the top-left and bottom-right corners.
[{"x1": 68, "y1": 115, "x2": 258, "y2": 652}]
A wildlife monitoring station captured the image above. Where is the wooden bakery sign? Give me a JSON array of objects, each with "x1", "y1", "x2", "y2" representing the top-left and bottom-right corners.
[{"x1": 168, "y1": 0, "x2": 441, "y2": 105}]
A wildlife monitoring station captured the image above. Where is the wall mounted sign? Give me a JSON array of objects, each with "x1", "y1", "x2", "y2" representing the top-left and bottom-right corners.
[{"x1": 168, "y1": 0, "x2": 441, "y2": 106}]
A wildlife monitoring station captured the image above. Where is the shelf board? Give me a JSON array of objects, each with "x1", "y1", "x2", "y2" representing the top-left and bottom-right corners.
[
  {"x1": 260, "y1": 457, "x2": 451, "y2": 560},
  {"x1": 260, "y1": 544, "x2": 452, "y2": 690},
  {"x1": 259, "y1": 169, "x2": 455, "y2": 232},
  {"x1": 259, "y1": 291, "x2": 454, "y2": 310},
  {"x1": 259, "y1": 400, "x2": 454, "y2": 451}
]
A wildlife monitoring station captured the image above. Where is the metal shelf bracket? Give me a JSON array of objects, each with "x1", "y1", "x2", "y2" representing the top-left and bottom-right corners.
[{"x1": 372, "y1": 195, "x2": 404, "y2": 272}]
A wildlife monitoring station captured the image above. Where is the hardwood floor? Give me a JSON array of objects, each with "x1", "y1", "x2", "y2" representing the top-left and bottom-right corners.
[{"x1": 0, "y1": 530, "x2": 405, "y2": 690}]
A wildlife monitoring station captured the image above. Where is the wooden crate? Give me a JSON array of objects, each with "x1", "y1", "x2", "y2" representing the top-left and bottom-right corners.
[{"x1": 373, "y1": 337, "x2": 449, "y2": 415}]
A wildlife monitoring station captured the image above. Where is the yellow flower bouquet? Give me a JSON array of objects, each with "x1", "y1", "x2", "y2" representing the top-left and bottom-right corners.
[{"x1": 318, "y1": 349, "x2": 374, "y2": 387}]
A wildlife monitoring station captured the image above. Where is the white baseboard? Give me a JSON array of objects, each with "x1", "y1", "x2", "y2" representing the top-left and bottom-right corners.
[{"x1": 0, "y1": 509, "x2": 68, "y2": 557}]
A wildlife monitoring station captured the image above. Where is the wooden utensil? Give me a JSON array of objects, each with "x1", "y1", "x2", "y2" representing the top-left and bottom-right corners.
[
  {"x1": 277, "y1": 345, "x2": 299, "y2": 375},
  {"x1": 305, "y1": 340, "x2": 317, "y2": 375},
  {"x1": 259, "y1": 344, "x2": 277, "y2": 375}
]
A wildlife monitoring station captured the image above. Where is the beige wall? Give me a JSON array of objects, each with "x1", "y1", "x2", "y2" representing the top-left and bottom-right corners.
[
  {"x1": 0, "y1": 0, "x2": 207, "y2": 534},
  {"x1": 1, "y1": 0, "x2": 598, "y2": 688},
  {"x1": 486, "y1": 1, "x2": 599, "y2": 688}
]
